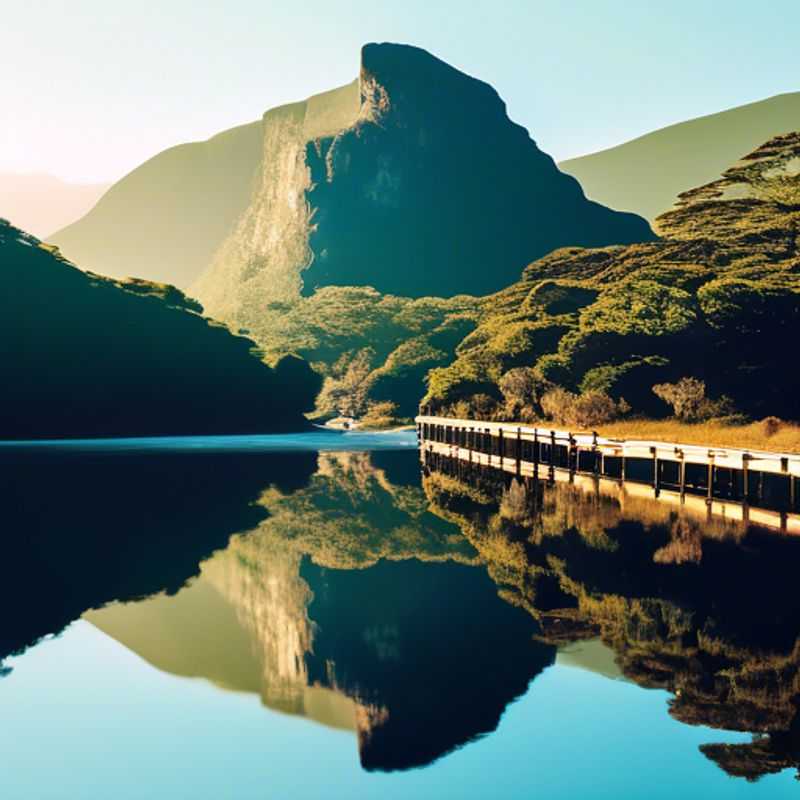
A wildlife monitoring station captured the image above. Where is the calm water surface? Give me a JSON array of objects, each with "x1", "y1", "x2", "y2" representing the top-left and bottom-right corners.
[{"x1": 1, "y1": 431, "x2": 798, "y2": 798}]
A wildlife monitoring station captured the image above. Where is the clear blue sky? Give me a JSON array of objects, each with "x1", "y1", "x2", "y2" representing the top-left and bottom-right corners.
[{"x1": 1, "y1": 0, "x2": 798, "y2": 183}]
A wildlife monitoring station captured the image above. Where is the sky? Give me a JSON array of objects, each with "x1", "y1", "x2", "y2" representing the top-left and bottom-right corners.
[{"x1": 1, "y1": 0, "x2": 798, "y2": 184}]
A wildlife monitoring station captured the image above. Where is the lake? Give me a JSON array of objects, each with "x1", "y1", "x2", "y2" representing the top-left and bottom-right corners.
[{"x1": 1, "y1": 431, "x2": 799, "y2": 798}]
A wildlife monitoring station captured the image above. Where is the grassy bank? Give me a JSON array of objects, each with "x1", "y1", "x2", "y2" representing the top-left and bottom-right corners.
[{"x1": 596, "y1": 419, "x2": 800, "y2": 454}]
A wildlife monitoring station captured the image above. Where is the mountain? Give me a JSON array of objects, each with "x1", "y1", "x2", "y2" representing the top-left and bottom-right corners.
[
  {"x1": 52, "y1": 44, "x2": 652, "y2": 300},
  {"x1": 0, "y1": 173, "x2": 109, "y2": 238},
  {"x1": 49, "y1": 119, "x2": 263, "y2": 287},
  {"x1": 0, "y1": 220, "x2": 319, "y2": 438},
  {"x1": 194, "y1": 42, "x2": 652, "y2": 315},
  {"x1": 85, "y1": 450, "x2": 477, "y2": 728},
  {"x1": 425, "y1": 132, "x2": 800, "y2": 421},
  {"x1": 192, "y1": 43, "x2": 653, "y2": 421},
  {"x1": 559, "y1": 92, "x2": 800, "y2": 221}
]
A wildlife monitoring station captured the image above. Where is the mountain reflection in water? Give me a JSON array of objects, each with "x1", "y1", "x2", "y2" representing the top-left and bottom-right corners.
[
  {"x1": 3, "y1": 441, "x2": 800, "y2": 782},
  {"x1": 84, "y1": 449, "x2": 551, "y2": 771}
]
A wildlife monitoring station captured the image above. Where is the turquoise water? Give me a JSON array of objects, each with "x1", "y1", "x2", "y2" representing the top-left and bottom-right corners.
[
  {"x1": 2, "y1": 620, "x2": 792, "y2": 800},
  {"x1": 0, "y1": 427, "x2": 419, "y2": 452},
  {"x1": 1, "y1": 434, "x2": 798, "y2": 798}
]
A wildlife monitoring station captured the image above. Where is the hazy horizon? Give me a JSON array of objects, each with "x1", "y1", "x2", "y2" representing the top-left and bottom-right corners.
[{"x1": 2, "y1": 0, "x2": 799, "y2": 184}]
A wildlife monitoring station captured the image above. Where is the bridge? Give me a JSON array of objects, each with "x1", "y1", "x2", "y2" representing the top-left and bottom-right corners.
[{"x1": 416, "y1": 414, "x2": 800, "y2": 534}]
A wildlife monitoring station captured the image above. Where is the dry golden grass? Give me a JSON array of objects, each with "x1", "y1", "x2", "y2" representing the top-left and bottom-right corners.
[{"x1": 598, "y1": 418, "x2": 800, "y2": 454}]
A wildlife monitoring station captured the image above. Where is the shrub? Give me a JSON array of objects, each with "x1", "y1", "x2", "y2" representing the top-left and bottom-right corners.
[
  {"x1": 653, "y1": 518, "x2": 702, "y2": 565},
  {"x1": 540, "y1": 387, "x2": 626, "y2": 428},
  {"x1": 448, "y1": 400, "x2": 473, "y2": 420},
  {"x1": 753, "y1": 175, "x2": 800, "y2": 208},
  {"x1": 471, "y1": 393, "x2": 500, "y2": 420},
  {"x1": 540, "y1": 387, "x2": 577, "y2": 425},
  {"x1": 316, "y1": 348, "x2": 375, "y2": 418},
  {"x1": 360, "y1": 401, "x2": 400, "y2": 430},
  {"x1": 760, "y1": 416, "x2": 783, "y2": 437},
  {"x1": 571, "y1": 391, "x2": 624, "y2": 427},
  {"x1": 652, "y1": 377, "x2": 734, "y2": 422},
  {"x1": 500, "y1": 479, "x2": 531, "y2": 522}
]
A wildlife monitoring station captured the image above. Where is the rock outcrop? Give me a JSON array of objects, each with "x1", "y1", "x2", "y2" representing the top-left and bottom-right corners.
[
  {"x1": 193, "y1": 43, "x2": 653, "y2": 322},
  {"x1": 191, "y1": 80, "x2": 360, "y2": 317}
]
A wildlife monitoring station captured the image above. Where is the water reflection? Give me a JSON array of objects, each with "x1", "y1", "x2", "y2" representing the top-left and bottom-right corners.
[
  {"x1": 423, "y1": 455, "x2": 800, "y2": 782},
  {"x1": 85, "y1": 451, "x2": 552, "y2": 771},
  {"x1": 5, "y1": 440, "x2": 800, "y2": 782},
  {"x1": 0, "y1": 446, "x2": 316, "y2": 665}
]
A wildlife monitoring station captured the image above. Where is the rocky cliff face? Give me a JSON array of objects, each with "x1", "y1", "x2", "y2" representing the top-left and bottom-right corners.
[
  {"x1": 191, "y1": 81, "x2": 360, "y2": 318},
  {"x1": 302, "y1": 44, "x2": 653, "y2": 298},
  {"x1": 193, "y1": 43, "x2": 653, "y2": 323}
]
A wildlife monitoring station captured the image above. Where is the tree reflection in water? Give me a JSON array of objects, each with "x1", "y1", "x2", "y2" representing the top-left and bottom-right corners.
[{"x1": 423, "y1": 455, "x2": 800, "y2": 782}]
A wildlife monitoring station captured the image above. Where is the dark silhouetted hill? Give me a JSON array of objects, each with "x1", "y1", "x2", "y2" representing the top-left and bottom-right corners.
[{"x1": 1, "y1": 220, "x2": 319, "y2": 439}]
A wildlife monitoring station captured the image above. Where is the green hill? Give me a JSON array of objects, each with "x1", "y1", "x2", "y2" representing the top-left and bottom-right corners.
[
  {"x1": 49, "y1": 119, "x2": 264, "y2": 287},
  {"x1": 426, "y1": 132, "x2": 800, "y2": 422},
  {"x1": 1, "y1": 220, "x2": 319, "y2": 438},
  {"x1": 559, "y1": 92, "x2": 800, "y2": 221}
]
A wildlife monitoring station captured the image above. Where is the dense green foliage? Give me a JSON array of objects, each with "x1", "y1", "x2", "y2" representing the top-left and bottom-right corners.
[
  {"x1": 426, "y1": 133, "x2": 800, "y2": 422},
  {"x1": 1, "y1": 221, "x2": 319, "y2": 438},
  {"x1": 250, "y1": 286, "x2": 482, "y2": 421}
]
